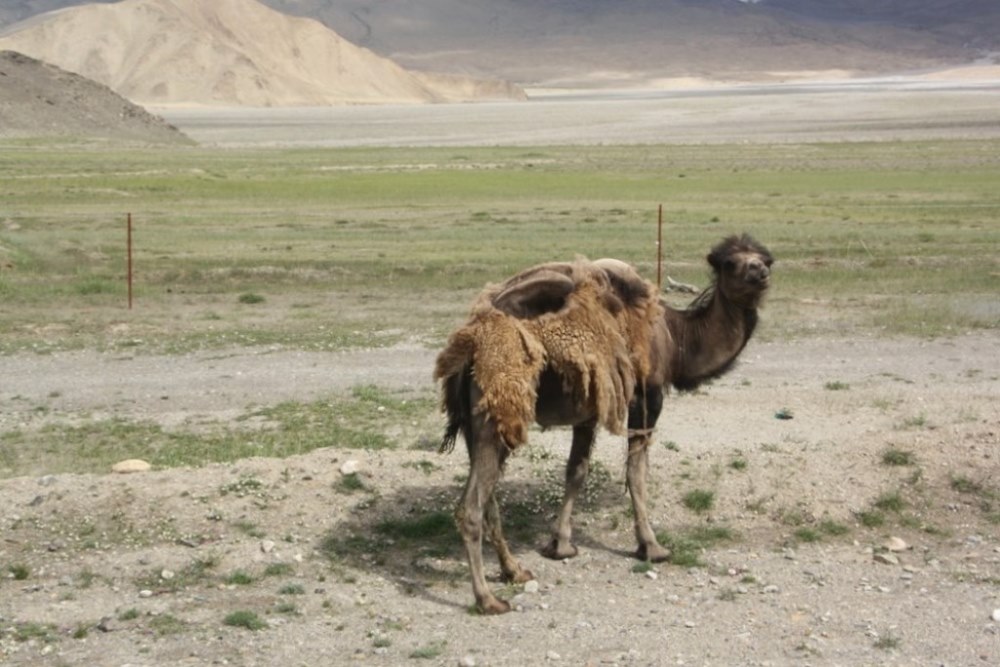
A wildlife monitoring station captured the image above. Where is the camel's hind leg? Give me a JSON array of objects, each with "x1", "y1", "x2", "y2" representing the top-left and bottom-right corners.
[
  {"x1": 626, "y1": 385, "x2": 671, "y2": 562},
  {"x1": 486, "y1": 493, "x2": 534, "y2": 584},
  {"x1": 541, "y1": 421, "x2": 597, "y2": 559},
  {"x1": 456, "y1": 396, "x2": 516, "y2": 614}
]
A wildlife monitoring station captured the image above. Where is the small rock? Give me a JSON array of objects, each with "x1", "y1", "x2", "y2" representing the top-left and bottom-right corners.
[
  {"x1": 874, "y1": 552, "x2": 899, "y2": 565},
  {"x1": 38, "y1": 475, "x2": 57, "y2": 487},
  {"x1": 883, "y1": 537, "x2": 908, "y2": 552},
  {"x1": 160, "y1": 569, "x2": 175, "y2": 581},
  {"x1": 459, "y1": 657, "x2": 477, "y2": 667},
  {"x1": 339, "y1": 460, "x2": 360, "y2": 475},
  {"x1": 523, "y1": 579, "x2": 540, "y2": 594},
  {"x1": 992, "y1": 609, "x2": 1000, "y2": 622},
  {"x1": 138, "y1": 589, "x2": 153, "y2": 598},
  {"x1": 112, "y1": 459, "x2": 151, "y2": 474},
  {"x1": 546, "y1": 651, "x2": 561, "y2": 661},
  {"x1": 261, "y1": 540, "x2": 276, "y2": 554},
  {"x1": 645, "y1": 571, "x2": 659, "y2": 581},
  {"x1": 762, "y1": 584, "x2": 780, "y2": 594}
]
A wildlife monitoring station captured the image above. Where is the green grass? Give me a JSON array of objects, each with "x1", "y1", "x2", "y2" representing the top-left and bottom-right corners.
[
  {"x1": 222, "y1": 610, "x2": 266, "y2": 631},
  {"x1": 1, "y1": 385, "x2": 436, "y2": 477},
  {"x1": 682, "y1": 489, "x2": 716, "y2": 514},
  {"x1": 1, "y1": 140, "x2": 997, "y2": 355}
]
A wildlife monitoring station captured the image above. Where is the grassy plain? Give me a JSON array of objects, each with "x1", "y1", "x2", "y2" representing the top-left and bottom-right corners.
[{"x1": 1, "y1": 138, "x2": 998, "y2": 354}]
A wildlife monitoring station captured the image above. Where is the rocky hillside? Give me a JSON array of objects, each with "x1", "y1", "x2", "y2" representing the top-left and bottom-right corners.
[
  {"x1": 0, "y1": 50, "x2": 191, "y2": 143},
  {"x1": 0, "y1": 0, "x2": 525, "y2": 107}
]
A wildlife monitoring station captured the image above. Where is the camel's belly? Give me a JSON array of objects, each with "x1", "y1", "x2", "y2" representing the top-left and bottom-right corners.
[{"x1": 533, "y1": 367, "x2": 598, "y2": 428}]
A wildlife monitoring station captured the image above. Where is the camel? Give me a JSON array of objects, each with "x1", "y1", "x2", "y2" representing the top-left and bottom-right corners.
[{"x1": 434, "y1": 234, "x2": 773, "y2": 614}]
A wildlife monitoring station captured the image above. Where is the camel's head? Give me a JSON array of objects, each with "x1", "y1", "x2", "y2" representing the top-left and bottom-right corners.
[{"x1": 707, "y1": 234, "x2": 774, "y2": 307}]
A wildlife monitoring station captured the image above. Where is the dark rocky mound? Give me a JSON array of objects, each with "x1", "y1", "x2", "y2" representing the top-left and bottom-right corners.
[{"x1": 0, "y1": 50, "x2": 192, "y2": 143}]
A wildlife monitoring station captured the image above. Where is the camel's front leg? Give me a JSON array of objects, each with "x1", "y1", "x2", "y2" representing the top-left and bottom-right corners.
[
  {"x1": 626, "y1": 385, "x2": 670, "y2": 562},
  {"x1": 541, "y1": 422, "x2": 596, "y2": 559},
  {"x1": 457, "y1": 417, "x2": 512, "y2": 614}
]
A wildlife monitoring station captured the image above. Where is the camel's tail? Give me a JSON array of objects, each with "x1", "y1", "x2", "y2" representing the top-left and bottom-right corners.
[{"x1": 439, "y1": 364, "x2": 473, "y2": 454}]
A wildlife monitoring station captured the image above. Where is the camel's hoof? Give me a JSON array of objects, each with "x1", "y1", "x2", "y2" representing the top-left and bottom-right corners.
[
  {"x1": 635, "y1": 543, "x2": 671, "y2": 563},
  {"x1": 540, "y1": 539, "x2": 578, "y2": 560},
  {"x1": 504, "y1": 568, "x2": 534, "y2": 584},
  {"x1": 477, "y1": 596, "x2": 512, "y2": 615}
]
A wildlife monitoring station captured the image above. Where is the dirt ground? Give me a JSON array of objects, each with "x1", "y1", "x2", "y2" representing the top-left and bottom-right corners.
[{"x1": 1, "y1": 332, "x2": 998, "y2": 666}]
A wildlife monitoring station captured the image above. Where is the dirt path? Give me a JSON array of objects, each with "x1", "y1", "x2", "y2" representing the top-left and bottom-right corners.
[{"x1": 1, "y1": 334, "x2": 998, "y2": 665}]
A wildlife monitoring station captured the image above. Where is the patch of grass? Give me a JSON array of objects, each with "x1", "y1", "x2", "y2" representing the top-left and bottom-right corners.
[
  {"x1": 237, "y1": 292, "x2": 266, "y2": 305},
  {"x1": 149, "y1": 614, "x2": 187, "y2": 636},
  {"x1": 656, "y1": 524, "x2": 735, "y2": 568},
  {"x1": 682, "y1": 489, "x2": 715, "y2": 514},
  {"x1": 874, "y1": 631, "x2": 901, "y2": 651},
  {"x1": 409, "y1": 641, "x2": 447, "y2": 659},
  {"x1": 263, "y1": 563, "x2": 295, "y2": 577},
  {"x1": 729, "y1": 457, "x2": 748, "y2": 471},
  {"x1": 118, "y1": 608, "x2": 140, "y2": 621},
  {"x1": 225, "y1": 570, "x2": 255, "y2": 586},
  {"x1": 873, "y1": 491, "x2": 906, "y2": 513},
  {"x1": 7, "y1": 563, "x2": 30, "y2": 580},
  {"x1": 13, "y1": 622, "x2": 58, "y2": 644},
  {"x1": 950, "y1": 474, "x2": 986, "y2": 495},
  {"x1": 335, "y1": 473, "x2": 365, "y2": 494},
  {"x1": 793, "y1": 528, "x2": 822, "y2": 543},
  {"x1": 818, "y1": 519, "x2": 850, "y2": 537},
  {"x1": 881, "y1": 448, "x2": 915, "y2": 466},
  {"x1": 279, "y1": 583, "x2": 305, "y2": 595},
  {"x1": 223, "y1": 610, "x2": 267, "y2": 631},
  {"x1": 233, "y1": 520, "x2": 266, "y2": 538},
  {"x1": 402, "y1": 459, "x2": 440, "y2": 475},
  {"x1": 631, "y1": 561, "x2": 655, "y2": 574},
  {"x1": 823, "y1": 381, "x2": 850, "y2": 391},
  {"x1": 857, "y1": 510, "x2": 885, "y2": 528}
]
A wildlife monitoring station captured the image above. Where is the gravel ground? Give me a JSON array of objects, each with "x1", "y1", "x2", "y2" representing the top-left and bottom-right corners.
[{"x1": 1, "y1": 333, "x2": 998, "y2": 666}]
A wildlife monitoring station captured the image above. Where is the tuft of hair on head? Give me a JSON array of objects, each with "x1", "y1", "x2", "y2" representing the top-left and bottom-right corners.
[{"x1": 706, "y1": 233, "x2": 774, "y2": 273}]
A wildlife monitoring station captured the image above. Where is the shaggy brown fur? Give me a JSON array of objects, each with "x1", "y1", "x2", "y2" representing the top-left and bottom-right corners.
[
  {"x1": 436, "y1": 234, "x2": 773, "y2": 614},
  {"x1": 435, "y1": 259, "x2": 662, "y2": 451}
]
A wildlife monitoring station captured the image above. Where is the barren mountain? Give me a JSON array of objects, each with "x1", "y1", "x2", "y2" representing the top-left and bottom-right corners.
[
  {"x1": 0, "y1": 0, "x2": 525, "y2": 107},
  {"x1": 5, "y1": 0, "x2": 992, "y2": 89},
  {"x1": 0, "y1": 50, "x2": 191, "y2": 142}
]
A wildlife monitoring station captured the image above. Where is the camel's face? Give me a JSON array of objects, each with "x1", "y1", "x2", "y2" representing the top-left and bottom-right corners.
[{"x1": 707, "y1": 235, "x2": 774, "y2": 306}]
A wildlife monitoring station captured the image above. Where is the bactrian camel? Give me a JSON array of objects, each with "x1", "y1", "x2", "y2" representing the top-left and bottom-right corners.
[{"x1": 434, "y1": 234, "x2": 773, "y2": 614}]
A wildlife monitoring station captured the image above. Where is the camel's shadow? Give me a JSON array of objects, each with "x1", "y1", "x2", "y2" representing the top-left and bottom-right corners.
[{"x1": 317, "y1": 475, "x2": 627, "y2": 610}]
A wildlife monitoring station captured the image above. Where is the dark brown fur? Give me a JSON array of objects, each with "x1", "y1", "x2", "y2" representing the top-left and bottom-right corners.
[{"x1": 437, "y1": 234, "x2": 773, "y2": 614}]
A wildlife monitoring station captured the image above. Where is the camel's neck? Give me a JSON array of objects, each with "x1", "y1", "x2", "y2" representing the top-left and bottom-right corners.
[{"x1": 664, "y1": 287, "x2": 758, "y2": 391}]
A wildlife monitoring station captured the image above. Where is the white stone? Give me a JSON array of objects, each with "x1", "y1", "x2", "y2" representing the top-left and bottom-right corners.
[
  {"x1": 523, "y1": 579, "x2": 540, "y2": 594},
  {"x1": 260, "y1": 540, "x2": 276, "y2": 554},
  {"x1": 112, "y1": 459, "x2": 151, "y2": 474},
  {"x1": 883, "y1": 536, "x2": 908, "y2": 552},
  {"x1": 992, "y1": 609, "x2": 1000, "y2": 622},
  {"x1": 339, "y1": 460, "x2": 360, "y2": 475},
  {"x1": 160, "y1": 569, "x2": 175, "y2": 581}
]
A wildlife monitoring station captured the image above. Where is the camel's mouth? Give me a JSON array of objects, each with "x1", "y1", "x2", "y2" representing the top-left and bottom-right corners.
[{"x1": 748, "y1": 275, "x2": 770, "y2": 290}]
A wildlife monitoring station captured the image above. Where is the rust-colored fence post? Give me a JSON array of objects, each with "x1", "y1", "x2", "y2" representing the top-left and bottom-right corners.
[
  {"x1": 656, "y1": 204, "x2": 663, "y2": 290},
  {"x1": 127, "y1": 212, "x2": 133, "y2": 310}
]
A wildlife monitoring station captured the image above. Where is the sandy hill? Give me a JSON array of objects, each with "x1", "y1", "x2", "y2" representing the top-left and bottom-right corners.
[
  {"x1": 0, "y1": 50, "x2": 191, "y2": 142},
  {"x1": 0, "y1": 0, "x2": 525, "y2": 107}
]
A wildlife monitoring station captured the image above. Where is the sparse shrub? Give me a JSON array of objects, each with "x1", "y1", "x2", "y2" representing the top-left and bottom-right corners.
[
  {"x1": 238, "y1": 292, "x2": 265, "y2": 305},
  {"x1": 682, "y1": 489, "x2": 715, "y2": 514},
  {"x1": 279, "y1": 583, "x2": 305, "y2": 595},
  {"x1": 824, "y1": 381, "x2": 850, "y2": 391},
  {"x1": 881, "y1": 448, "x2": 915, "y2": 466},
  {"x1": 226, "y1": 570, "x2": 254, "y2": 585},
  {"x1": 874, "y1": 491, "x2": 905, "y2": 513},
  {"x1": 223, "y1": 610, "x2": 266, "y2": 631}
]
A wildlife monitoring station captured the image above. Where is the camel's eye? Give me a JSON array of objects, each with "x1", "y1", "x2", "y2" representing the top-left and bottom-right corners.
[{"x1": 723, "y1": 259, "x2": 736, "y2": 272}]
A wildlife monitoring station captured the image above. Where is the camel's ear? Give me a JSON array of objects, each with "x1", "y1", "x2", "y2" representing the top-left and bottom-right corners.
[{"x1": 492, "y1": 271, "x2": 575, "y2": 319}]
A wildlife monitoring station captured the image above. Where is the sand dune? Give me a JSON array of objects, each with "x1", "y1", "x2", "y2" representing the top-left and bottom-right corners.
[{"x1": 0, "y1": 0, "x2": 524, "y2": 106}]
